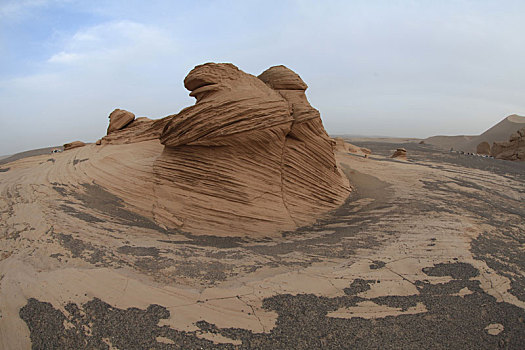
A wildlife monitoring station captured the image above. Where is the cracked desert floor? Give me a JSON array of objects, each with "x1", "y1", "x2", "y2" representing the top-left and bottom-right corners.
[{"x1": 1, "y1": 140, "x2": 524, "y2": 349}]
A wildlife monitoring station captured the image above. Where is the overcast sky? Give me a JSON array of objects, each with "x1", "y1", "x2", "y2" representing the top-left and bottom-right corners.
[{"x1": 1, "y1": 0, "x2": 525, "y2": 155}]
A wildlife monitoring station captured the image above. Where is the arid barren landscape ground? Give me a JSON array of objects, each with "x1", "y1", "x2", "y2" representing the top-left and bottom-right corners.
[{"x1": 1, "y1": 62, "x2": 524, "y2": 349}]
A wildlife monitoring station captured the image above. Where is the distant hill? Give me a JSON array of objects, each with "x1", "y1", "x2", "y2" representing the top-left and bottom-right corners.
[
  {"x1": 425, "y1": 114, "x2": 525, "y2": 152},
  {"x1": 423, "y1": 135, "x2": 474, "y2": 151},
  {"x1": 0, "y1": 146, "x2": 63, "y2": 166}
]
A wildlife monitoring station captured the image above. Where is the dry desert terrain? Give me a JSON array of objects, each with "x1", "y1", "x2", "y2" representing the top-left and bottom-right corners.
[{"x1": 1, "y1": 140, "x2": 524, "y2": 349}]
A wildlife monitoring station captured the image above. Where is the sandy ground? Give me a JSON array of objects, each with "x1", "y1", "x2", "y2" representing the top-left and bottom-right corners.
[{"x1": 0, "y1": 141, "x2": 524, "y2": 349}]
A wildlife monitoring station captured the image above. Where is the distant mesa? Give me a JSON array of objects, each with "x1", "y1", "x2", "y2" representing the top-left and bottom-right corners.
[
  {"x1": 63, "y1": 141, "x2": 86, "y2": 151},
  {"x1": 491, "y1": 127, "x2": 525, "y2": 161},
  {"x1": 92, "y1": 62, "x2": 351, "y2": 236},
  {"x1": 476, "y1": 141, "x2": 490, "y2": 155},
  {"x1": 391, "y1": 148, "x2": 407, "y2": 159}
]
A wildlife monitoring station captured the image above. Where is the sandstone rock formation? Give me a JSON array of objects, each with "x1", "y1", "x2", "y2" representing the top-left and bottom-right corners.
[
  {"x1": 333, "y1": 137, "x2": 371, "y2": 156},
  {"x1": 107, "y1": 109, "x2": 135, "y2": 134},
  {"x1": 476, "y1": 141, "x2": 490, "y2": 155},
  {"x1": 491, "y1": 127, "x2": 525, "y2": 161},
  {"x1": 63, "y1": 141, "x2": 86, "y2": 151},
  {"x1": 101, "y1": 117, "x2": 168, "y2": 145},
  {"x1": 90, "y1": 63, "x2": 349, "y2": 235},
  {"x1": 391, "y1": 148, "x2": 407, "y2": 159},
  {"x1": 360, "y1": 147, "x2": 372, "y2": 155},
  {"x1": 150, "y1": 63, "x2": 350, "y2": 235}
]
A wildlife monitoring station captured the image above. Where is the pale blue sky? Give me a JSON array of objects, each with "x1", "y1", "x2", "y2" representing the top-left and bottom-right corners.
[{"x1": 1, "y1": 0, "x2": 525, "y2": 155}]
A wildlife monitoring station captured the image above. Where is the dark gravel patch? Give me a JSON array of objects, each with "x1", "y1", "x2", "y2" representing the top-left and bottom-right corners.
[
  {"x1": 117, "y1": 245, "x2": 160, "y2": 257},
  {"x1": 73, "y1": 158, "x2": 88, "y2": 165},
  {"x1": 20, "y1": 262, "x2": 525, "y2": 349},
  {"x1": 348, "y1": 141, "x2": 525, "y2": 181}
]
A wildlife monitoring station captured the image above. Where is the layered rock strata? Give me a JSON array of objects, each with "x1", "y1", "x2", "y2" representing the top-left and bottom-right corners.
[
  {"x1": 107, "y1": 109, "x2": 135, "y2": 134},
  {"x1": 391, "y1": 148, "x2": 407, "y2": 159},
  {"x1": 101, "y1": 117, "x2": 168, "y2": 145},
  {"x1": 96, "y1": 63, "x2": 350, "y2": 236},
  {"x1": 152, "y1": 63, "x2": 350, "y2": 235}
]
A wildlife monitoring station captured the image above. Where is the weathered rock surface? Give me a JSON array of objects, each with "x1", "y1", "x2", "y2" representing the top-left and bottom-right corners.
[
  {"x1": 476, "y1": 141, "x2": 490, "y2": 155},
  {"x1": 491, "y1": 127, "x2": 525, "y2": 161},
  {"x1": 391, "y1": 148, "x2": 407, "y2": 159},
  {"x1": 107, "y1": 109, "x2": 135, "y2": 134},
  {"x1": 258, "y1": 65, "x2": 308, "y2": 90},
  {"x1": 91, "y1": 63, "x2": 349, "y2": 236},
  {"x1": 152, "y1": 63, "x2": 350, "y2": 235},
  {"x1": 63, "y1": 141, "x2": 86, "y2": 151},
  {"x1": 259, "y1": 66, "x2": 350, "y2": 225},
  {"x1": 102, "y1": 117, "x2": 168, "y2": 145}
]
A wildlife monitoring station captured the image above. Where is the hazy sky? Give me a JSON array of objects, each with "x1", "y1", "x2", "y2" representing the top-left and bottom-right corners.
[{"x1": 1, "y1": 0, "x2": 525, "y2": 155}]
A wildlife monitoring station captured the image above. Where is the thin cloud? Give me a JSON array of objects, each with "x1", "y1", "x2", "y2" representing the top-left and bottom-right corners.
[{"x1": 48, "y1": 51, "x2": 82, "y2": 63}]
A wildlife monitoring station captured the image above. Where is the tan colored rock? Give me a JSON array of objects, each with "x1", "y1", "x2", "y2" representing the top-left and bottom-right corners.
[
  {"x1": 333, "y1": 137, "x2": 372, "y2": 156},
  {"x1": 102, "y1": 117, "x2": 168, "y2": 145},
  {"x1": 107, "y1": 109, "x2": 135, "y2": 134},
  {"x1": 63, "y1": 141, "x2": 86, "y2": 151},
  {"x1": 391, "y1": 148, "x2": 407, "y2": 159},
  {"x1": 95, "y1": 139, "x2": 102, "y2": 145},
  {"x1": 258, "y1": 65, "x2": 308, "y2": 90},
  {"x1": 333, "y1": 137, "x2": 349, "y2": 152},
  {"x1": 260, "y1": 66, "x2": 350, "y2": 225},
  {"x1": 152, "y1": 63, "x2": 350, "y2": 235},
  {"x1": 160, "y1": 63, "x2": 292, "y2": 147},
  {"x1": 491, "y1": 127, "x2": 525, "y2": 161},
  {"x1": 476, "y1": 141, "x2": 490, "y2": 155}
]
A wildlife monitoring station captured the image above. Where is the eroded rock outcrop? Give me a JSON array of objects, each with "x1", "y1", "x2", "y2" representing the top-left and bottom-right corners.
[
  {"x1": 391, "y1": 148, "x2": 407, "y2": 159},
  {"x1": 491, "y1": 127, "x2": 525, "y2": 161},
  {"x1": 333, "y1": 138, "x2": 371, "y2": 156},
  {"x1": 151, "y1": 63, "x2": 350, "y2": 235},
  {"x1": 63, "y1": 141, "x2": 86, "y2": 151},
  {"x1": 258, "y1": 65, "x2": 350, "y2": 225},
  {"x1": 476, "y1": 141, "x2": 490, "y2": 155},
  {"x1": 107, "y1": 109, "x2": 135, "y2": 134},
  {"x1": 102, "y1": 117, "x2": 168, "y2": 145},
  {"x1": 96, "y1": 63, "x2": 350, "y2": 235}
]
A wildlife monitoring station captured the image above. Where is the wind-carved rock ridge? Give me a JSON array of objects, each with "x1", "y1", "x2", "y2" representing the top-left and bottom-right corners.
[
  {"x1": 491, "y1": 127, "x2": 525, "y2": 161},
  {"x1": 97, "y1": 63, "x2": 351, "y2": 236}
]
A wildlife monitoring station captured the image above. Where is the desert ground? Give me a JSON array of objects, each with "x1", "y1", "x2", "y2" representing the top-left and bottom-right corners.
[{"x1": 0, "y1": 140, "x2": 524, "y2": 349}]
